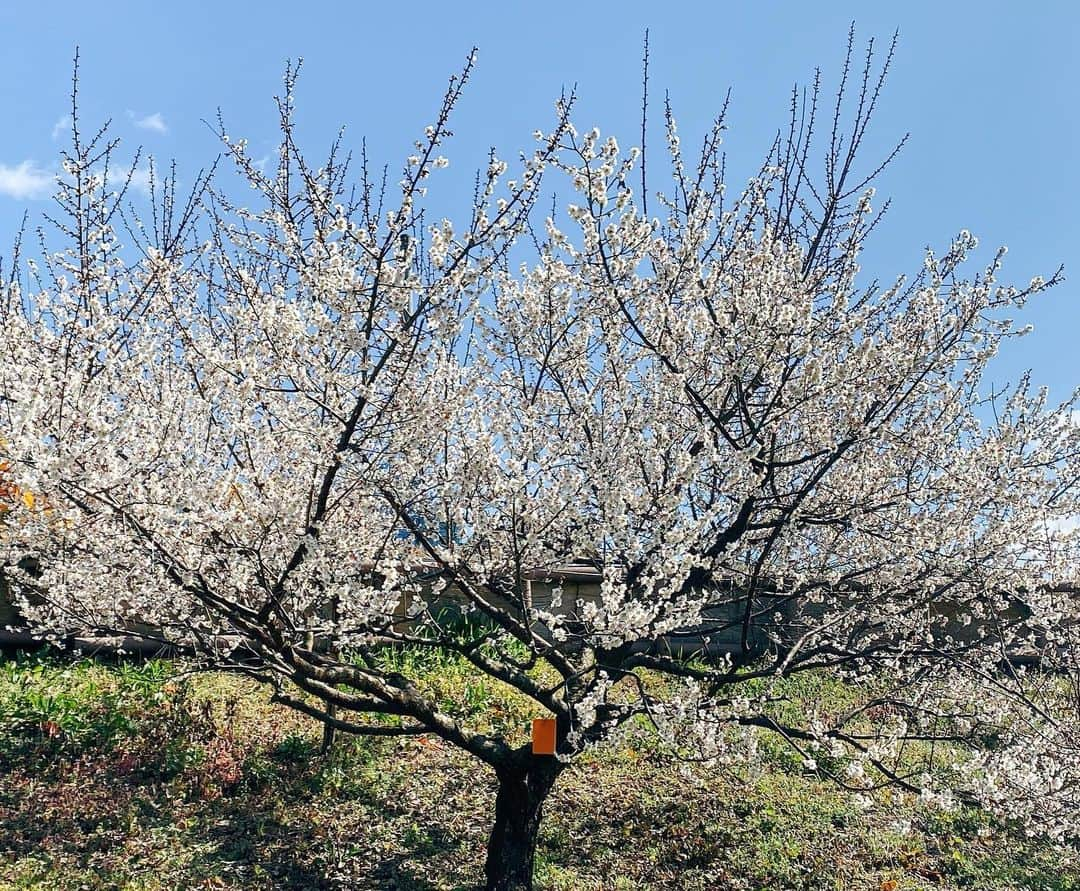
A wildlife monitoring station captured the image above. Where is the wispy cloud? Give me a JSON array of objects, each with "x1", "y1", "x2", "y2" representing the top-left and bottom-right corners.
[
  {"x1": 126, "y1": 165, "x2": 153, "y2": 195},
  {"x1": 131, "y1": 111, "x2": 168, "y2": 134},
  {"x1": 105, "y1": 162, "x2": 154, "y2": 197},
  {"x1": 0, "y1": 161, "x2": 54, "y2": 200},
  {"x1": 51, "y1": 115, "x2": 71, "y2": 142}
]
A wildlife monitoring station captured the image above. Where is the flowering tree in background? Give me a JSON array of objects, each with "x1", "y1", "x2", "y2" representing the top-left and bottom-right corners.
[{"x1": 2, "y1": 35, "x2": 1079, "y2": 890}]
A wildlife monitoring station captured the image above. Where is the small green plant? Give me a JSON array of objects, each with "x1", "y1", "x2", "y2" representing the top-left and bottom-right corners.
[
  {"x1": 160, "y1": 736, "x2": 205, "y2": 778},
  {"x1": 274, "y1": 731, "x2": 317, "y2": 763},
  {"x1": 240, "y1": 751, "x2": 278, "y2": 789}
]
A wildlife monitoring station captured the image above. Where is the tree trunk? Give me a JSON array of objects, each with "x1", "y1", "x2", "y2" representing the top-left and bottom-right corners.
[
  {"x1": 484, "y1": 759, "x2": 561, "y2": 891},
  {"x1": 320, "y1": 701, "x2": 338, "y2": 754}
]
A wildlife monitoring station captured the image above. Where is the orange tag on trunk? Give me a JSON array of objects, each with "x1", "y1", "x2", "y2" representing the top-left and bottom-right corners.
[{"x1": 531, "y1": 718, "x2": 556, "y2": 755}]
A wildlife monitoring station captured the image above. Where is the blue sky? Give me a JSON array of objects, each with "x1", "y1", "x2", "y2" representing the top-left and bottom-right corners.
[{"x1": 0, "y1": 1, "x2": 1075, "y2": 402}]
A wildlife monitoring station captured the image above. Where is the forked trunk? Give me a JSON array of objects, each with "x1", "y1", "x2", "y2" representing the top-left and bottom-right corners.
[{"x1": 484, "y1": 759, "x2": 562, "y2": 891}]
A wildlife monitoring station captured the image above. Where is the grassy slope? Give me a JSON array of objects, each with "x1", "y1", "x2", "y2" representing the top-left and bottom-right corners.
[{"x1": 0, "y1": 651, "x2": 1076, "y2": 891}]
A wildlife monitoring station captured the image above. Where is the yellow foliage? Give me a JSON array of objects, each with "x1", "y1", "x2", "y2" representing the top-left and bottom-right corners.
[{"x1": 0, "y1": 434, "x2": 39, "y2": 515}]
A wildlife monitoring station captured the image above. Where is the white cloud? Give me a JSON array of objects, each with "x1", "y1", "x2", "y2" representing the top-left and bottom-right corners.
[
  {"x1": 0, "y1": 161, "x2": 54, "y2": 200},
  {"x1": 105, "y1": 162, "x2": 153, "y2": 197},
  {"x1": 132, "y1": 112, "x2": 168, "y2": 134},
  {"x1": 127, "y1": 166, "x2": 153, "y2": 195},
  {"x1": 0, "y1": 157, "x2": 152, "y2": 202},
  {"x1": 51, "y1": 115, "x2": 71, "y2": 141}
]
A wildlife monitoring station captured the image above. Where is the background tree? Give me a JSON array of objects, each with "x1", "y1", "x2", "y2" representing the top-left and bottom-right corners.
[{"x1": 2, "y1": 34, "x2": 1079, "y2": 890}]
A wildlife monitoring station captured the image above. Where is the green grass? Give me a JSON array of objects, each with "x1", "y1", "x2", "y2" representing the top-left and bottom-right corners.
[{"x1": 1, "y1": 649, "x2": 1076, "y2": 890}]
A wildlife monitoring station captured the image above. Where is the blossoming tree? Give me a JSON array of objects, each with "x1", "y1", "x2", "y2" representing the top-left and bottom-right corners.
[{"x1": 2, "y1": 37, "x2": 1079, "y2": 890}]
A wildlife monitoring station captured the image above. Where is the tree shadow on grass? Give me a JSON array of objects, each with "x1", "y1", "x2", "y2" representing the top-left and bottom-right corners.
[
  {"x1": 0, "y1": 747, "x2": 479, "y2": 890},
  {"x1": 184, "y1": 788, "x2": 459, "y2": 891}
]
